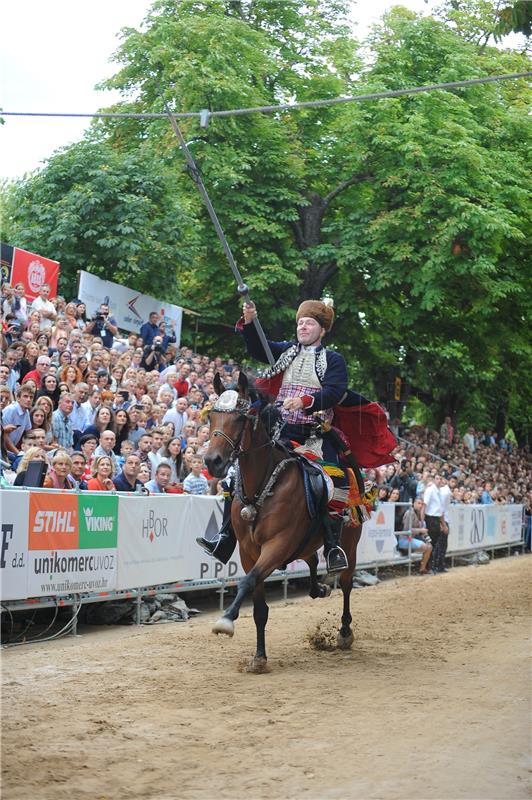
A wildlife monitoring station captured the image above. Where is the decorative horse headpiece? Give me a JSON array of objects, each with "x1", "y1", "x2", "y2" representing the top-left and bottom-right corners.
[{"x1": 213, "y1": 389, "x2": 251, "y2": 415}]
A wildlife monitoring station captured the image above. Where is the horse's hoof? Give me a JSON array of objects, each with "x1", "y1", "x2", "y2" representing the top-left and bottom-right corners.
[
  {"x1": 337, "y1": 631, "x2": 354, "y2": 650},
  {"x1": 309, "y1": 582, "x2": 332, "y2": 599},
  {"x1": 212, "y1": 617, "x2": 235, "y2": 637},
  {"x1": 245, "y1": 656, "x2": 270, "y2": 674}
]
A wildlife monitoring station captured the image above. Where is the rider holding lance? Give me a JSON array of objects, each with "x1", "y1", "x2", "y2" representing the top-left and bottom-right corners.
[{"x1": 198, "y1": 298, "x2": 368, "y2": 573}]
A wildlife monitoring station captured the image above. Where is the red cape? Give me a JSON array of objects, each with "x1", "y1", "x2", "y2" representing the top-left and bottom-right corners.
[{"x1": 256, "y1": 374, "x2": 396, "y2": 469}]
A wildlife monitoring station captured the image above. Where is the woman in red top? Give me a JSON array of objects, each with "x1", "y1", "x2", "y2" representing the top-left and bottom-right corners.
[{"x1": 87, "y1": 455, "x2": 115, "y2": 492}]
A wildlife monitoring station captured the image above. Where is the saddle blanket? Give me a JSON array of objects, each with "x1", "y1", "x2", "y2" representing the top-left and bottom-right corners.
[{"x1": 294, "y1": 445, "x2": 375, "y2": 524}]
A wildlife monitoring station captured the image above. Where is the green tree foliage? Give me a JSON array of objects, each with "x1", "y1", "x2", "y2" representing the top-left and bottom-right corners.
[
  {"x1": 3, "y1": 140, "x2": 197, "y2": 300},
  {"x1": 438, "y1": 0, "x2": 532, "y2": 44},
  {"x1": 4, "y1": 0, "x2": 531, "y2": 440}
]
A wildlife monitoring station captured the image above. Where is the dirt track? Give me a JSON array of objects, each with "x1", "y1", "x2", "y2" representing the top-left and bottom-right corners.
[{"x1": 2, "y1": 556, "x2": 530, "y2": 800}]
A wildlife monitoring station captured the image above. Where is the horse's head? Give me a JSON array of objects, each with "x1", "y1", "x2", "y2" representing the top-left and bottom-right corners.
[{"x1": 204, "y1": 371, "x2": 256, "y2": 477}]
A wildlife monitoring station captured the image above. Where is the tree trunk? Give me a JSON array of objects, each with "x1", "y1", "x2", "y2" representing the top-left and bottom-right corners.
[{"x1": 509, "y1": 419, "x2": 530, "y2": 449}]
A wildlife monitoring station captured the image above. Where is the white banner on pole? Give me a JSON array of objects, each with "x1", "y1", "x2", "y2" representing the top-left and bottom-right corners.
[
  {"x1": 1, "y1": 488, "x2": 524, "y2": 603},
  {"x1": 0, "y1": 491, "x2": 29, "y2": 601},
  {"x1": 78, "y1": 270, "x2": 182, "y2": 343}
]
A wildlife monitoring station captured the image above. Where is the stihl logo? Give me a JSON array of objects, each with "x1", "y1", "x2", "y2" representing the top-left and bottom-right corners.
[{"x1": 33, "y1": 511, "x2": 76, "y2": 534}]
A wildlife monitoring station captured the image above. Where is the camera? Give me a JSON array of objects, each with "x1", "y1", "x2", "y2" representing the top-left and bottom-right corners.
[
  {"x1": 93, "y1": 313, "x2": 105, "y2": 323},
  {"x1": 153, "y1": 344, "x2": 163, "y2": 353}
]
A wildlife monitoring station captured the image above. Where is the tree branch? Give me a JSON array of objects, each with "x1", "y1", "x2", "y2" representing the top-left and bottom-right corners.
[{"x1": 323, "y1": 171, "x2": 373, "y2": 208}]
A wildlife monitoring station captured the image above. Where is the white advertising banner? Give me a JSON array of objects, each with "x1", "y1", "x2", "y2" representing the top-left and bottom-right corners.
[
  {"x1": 357, "y1": 503, "x2": 397, "y2": 565},
  {"x1": 447, "y1": 504, "x2": 523, "y2": 553},
  {"x1": 78, "y1": 270, "x2": 182, "y2": 343},
  {"x1": 0, "y1": 491, "x2": 30, "y2": 601},
  {"x1": 118, "y1": 494, "x2": 197, "y2": 588},
  {"x1": 178, "y1": 495, "x2": 246, "y2": 582}
]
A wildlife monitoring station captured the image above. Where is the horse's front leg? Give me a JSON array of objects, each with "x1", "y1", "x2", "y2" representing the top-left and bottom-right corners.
[
  {"x1": 212, "y1": 532, "x2": 295, "y2": 639},
  {"x1": 246, "y1": 581, "x2": 270, "y2": 674},
  {"x1": 212, "y1": 565, "x2": 259, "y2": 637}
]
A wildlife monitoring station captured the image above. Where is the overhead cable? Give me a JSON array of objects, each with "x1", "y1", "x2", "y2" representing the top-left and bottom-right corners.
[{"x1": 1, "y1": 71, "x2": 530, "y2": 123}]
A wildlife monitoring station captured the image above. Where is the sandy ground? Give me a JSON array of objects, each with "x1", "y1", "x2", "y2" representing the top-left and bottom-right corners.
[{"x1": 1, "y1": 556, "x2": 531, "y2": 800}]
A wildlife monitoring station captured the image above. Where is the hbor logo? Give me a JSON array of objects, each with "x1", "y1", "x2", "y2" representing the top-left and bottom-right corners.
[{"x1": 142, "y1": 511, "x2": 168, "y2": 542}]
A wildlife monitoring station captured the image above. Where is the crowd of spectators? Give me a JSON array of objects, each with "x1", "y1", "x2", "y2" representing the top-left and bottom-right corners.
[
  {"x1": 375, "y1": 419, "x2": 531, "y2": 569},
  {"x1": 0, "y1": 283, "x2": 235, "y2": 496},
  {"x1": 1, "y1": 282, "x2": 530, "y2": 560}
]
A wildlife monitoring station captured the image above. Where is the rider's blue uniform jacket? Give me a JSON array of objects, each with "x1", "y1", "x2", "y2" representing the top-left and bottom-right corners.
[{"x1": 241, "y1": 321, "x2": 348, "y2": 414}]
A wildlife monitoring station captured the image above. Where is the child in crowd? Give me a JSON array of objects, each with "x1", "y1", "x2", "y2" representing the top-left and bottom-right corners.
[
  {"x1": 117, "y1": 440, "x2": 135, "y2": 470},
  {"x1": 183, "y1": 456, "x2": 209, "y2": 495}
]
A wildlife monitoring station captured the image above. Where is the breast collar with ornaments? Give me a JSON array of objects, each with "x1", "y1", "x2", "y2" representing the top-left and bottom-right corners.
[{"x1": 260, "y1": 343, "x2": 328, "y2": 382}]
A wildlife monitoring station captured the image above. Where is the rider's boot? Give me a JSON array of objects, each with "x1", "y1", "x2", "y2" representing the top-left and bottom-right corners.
[
  {"x1": 324, "y1": 516, "x2": 349, "y2": 574},
  {"x1": 196, "y1": 494, "x2": 236, "y2": 565}
]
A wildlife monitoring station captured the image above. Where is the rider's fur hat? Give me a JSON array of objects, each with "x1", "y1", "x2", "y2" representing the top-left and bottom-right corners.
[{"x1": 296, "y1": 299, "x2": 334, "y2": 333}]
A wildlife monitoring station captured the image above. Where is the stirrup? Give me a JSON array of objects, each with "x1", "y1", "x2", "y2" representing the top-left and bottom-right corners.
[{"x1": 326, "y1": 546, "x2": 348, "y2": 574}]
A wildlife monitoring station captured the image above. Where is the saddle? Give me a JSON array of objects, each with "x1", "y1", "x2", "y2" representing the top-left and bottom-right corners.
[
  {"x1": 298, "y1": 456, "x2": 330, "y2": 520},
  {"x1": 296, "y1": 450, "x2": 374, "y2": 526}
]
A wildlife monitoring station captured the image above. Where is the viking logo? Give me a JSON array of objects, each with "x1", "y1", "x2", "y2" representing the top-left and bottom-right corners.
[
  {"x1": 470, "y1": 509, "x2": 485, "y2": 545},
  {"x1": 84, "y1": 507, "x2": 114, "y2": 532}
]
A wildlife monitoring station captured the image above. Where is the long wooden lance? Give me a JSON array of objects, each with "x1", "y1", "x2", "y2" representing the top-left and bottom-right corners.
[{"x1": 162, "y1": 101, "x2": 275, "y2": 366}]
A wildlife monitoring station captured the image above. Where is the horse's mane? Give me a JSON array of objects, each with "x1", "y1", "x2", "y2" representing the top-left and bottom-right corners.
[{"x1": 247, "y1": 379, "x2": 282, "y2": 438}]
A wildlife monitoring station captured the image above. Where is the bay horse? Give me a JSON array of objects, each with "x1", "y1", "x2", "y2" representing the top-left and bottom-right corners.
[{"x1": 205, "y1": 371, "x2": 362, "y2": 673}]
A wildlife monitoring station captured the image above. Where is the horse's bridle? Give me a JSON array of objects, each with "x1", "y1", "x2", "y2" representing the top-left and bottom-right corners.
[
  {"x1": 210, "y1": 395, "x2": 290, "y2": 518},
  {"x1": 210, "y1": 399, "x2": 258, "y2": 463}
]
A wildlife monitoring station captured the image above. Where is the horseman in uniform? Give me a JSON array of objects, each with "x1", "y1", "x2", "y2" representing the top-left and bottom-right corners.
[{"x1": 198, "y1": 298, "x2": 396, "y2": 573}]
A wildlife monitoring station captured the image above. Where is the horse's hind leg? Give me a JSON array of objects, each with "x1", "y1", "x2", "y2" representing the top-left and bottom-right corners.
[
  {"x1": 337, "y1": 569, "x2": 354, "y2": 649},
  {"x1": 246, "y1": 582, "x2": 270, "y2": 674},
  {"x1": 306, "y1": 553, "x2": 331, "y2": 599},
  {"x1": 337, "y1": 524, "x2": 361, "y2": 650}
]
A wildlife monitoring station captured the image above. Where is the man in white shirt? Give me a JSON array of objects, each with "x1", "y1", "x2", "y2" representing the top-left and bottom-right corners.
[
  {"x1": 462, "y1": 428, "x2": 476, "y2": 453},
  {"x1": 147, "y1": 428, "x2": 164, "y2": 478},
  {"x1": 437, "y1": 478, "x2": 452, "y2": 573},
  {"x1": 30, "y1": 284, "x2": 57, "y2": 330},
  {"x1": 82, "y1": 388, "x2": 101, "y2": 424},
  {"x1": 70, "y1": 383, "x2": 90, "y2": 446},
  {"x1": 94, "y1": 430, "x2": 119, "y2": 471},
  {"x1": 162, "y1": 396, "x2": 189, "y2": 437},
  {"x1": 423, "y1": 475, "x2": 447, "y2": 573}
]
